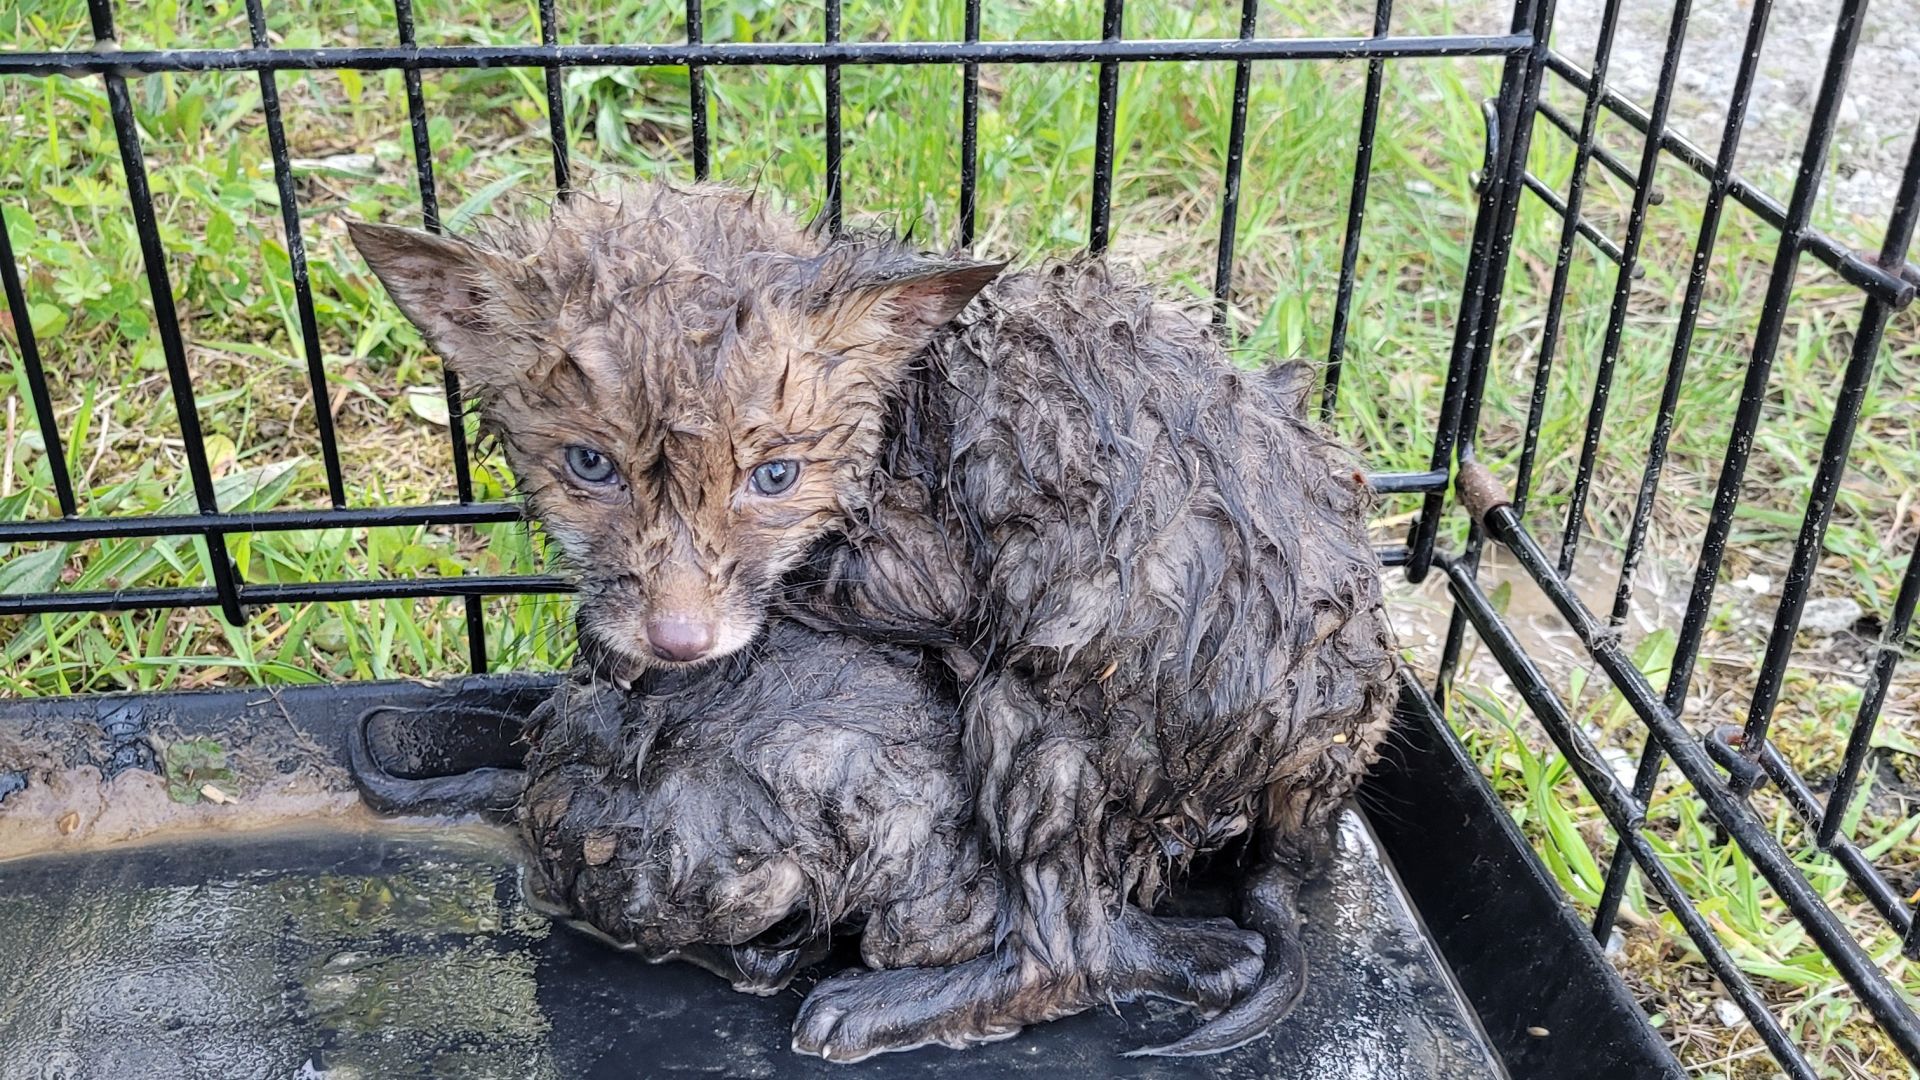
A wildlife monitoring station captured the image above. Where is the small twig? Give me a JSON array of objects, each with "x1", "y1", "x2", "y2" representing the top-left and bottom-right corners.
[
  {"x1": 2, "y1": 396, "x2": 15, "y2": 498},
  {"x1": 1698, "y1": 652, "x2": 1876, "y2": 680},
  {"x1": 82, "y1": 396, "x2": 114, "y2": 493},
  {"x1": 1681, "y1": 1041, "x2": 1770, "y2": 1073},
  {"x1": 256, "y1": 685, "x2": 329, "y2": 760}
]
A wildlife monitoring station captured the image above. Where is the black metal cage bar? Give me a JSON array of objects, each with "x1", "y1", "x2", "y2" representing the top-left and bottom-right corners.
[
  {"x1": 1587, "y1": 0, "x2": 1775, "y2": 943},
  {"x1": 387, "y1": 0, "x2": 491, "y2": 671},
  {"x1": 538, "y1": 0, "x2": 573, "y2": 194},
  {"x1": 1436, "y1": 0, "x2": 1920, "y2": 1065},
  {"x1": 243, "y1": 0, "x2": 346, "y2": 512},
  {"x1": 1319, "y1": 0, "x2": 1393, "y2": 417},
  {"x1": 684, "y1": 0, "x2": 710, "y2": 180},
  {"x1": 1550, "y1": 0, "x2": 1687, "y2": 576},
  {"x1": 2, "y1": 1, "x2": 1917, "y2": 1075},
  {"x1": 1210, "y1": 0, "x2": 1258, "y2": 330},
  {"x1": 0, "y1": 36, "x2": 1535, "y2": 76},
  {"x1": 1737, "y1": 120, "x2": 1920, "y2": 781},
  {"x1": 823, "y1": 0, "x2": 843, "y2": 235},
  {"x1": 958, "y1": 0, "x2": 983, "y2": 249},
  {"x1": 1087, "y1": 0, "x2": 1125, "y2": 255},
  {"x1": 1509, "y1": 0, "x2": 1624, "y2": 520},
  {"x1": 0, "y1": 203, "x2": 72, "y2": 520},
  {"x1": 83, "y1": 0, "x2": 248, "y2": 629}
]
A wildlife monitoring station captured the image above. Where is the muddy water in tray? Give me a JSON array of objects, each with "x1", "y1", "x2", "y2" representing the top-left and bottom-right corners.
[{"x1": 0, "y1": 813, "x2": 1502, "y2": 1079}]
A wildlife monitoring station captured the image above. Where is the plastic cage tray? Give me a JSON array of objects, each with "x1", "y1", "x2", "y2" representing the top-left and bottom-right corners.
[{"x1": 0, "y1": 675, "x2": 1677, "y2": 1079}]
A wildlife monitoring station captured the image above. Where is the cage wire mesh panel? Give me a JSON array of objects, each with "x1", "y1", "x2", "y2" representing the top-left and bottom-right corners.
[
  {"x1": 0, "y1": 0, "x2": 1917, "y2": 1074},
  {"x1": 1425, "y1": 0, "x2": 1920, "y2": 1073}
]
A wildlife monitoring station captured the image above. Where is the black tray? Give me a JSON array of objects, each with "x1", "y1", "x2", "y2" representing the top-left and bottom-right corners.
[{"x1": 0, "y1": 674, "x2": 1677, "y2": 1079}]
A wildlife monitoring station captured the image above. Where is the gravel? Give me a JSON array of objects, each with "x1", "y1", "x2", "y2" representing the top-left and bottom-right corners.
[
  {"x1": 1541, "y1": 0, "x2": 1920, "y2": 237},
  {"x1": 1797, "y1": 594, "x2": 1866, "y2": 634}
]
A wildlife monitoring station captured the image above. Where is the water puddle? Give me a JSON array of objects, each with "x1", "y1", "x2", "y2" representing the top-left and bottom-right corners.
[{"x1": 0, "y1": 813, "x2": 1502, "y2": 1079}]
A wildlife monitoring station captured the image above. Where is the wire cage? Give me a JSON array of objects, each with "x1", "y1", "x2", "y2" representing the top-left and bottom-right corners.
[{"x1": 1, "y1": 0, "x2": 1917, "y2": 1076}]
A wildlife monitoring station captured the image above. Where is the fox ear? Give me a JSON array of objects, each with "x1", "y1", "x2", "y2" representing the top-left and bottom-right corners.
[
  {"x1": 1264, "y1": 360, "x2": 1318, "y2": 417},
  {"x1": 348, "y1": 221, "x2": 549, "y2": 390},
  {"x1": 806, "y1": 258, "x2": 1005, "y2": 377},
  {"x1": 849, "y1": 260, "x2": 1005, "y2": 342}
]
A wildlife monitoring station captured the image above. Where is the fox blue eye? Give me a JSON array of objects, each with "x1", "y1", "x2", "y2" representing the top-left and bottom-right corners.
[
  {"x1": 749, "y1": 459, "x2": 800, "y2": 496},
  {"x1": 565, "y1": 446, "x2": 617, "y2": 485}
]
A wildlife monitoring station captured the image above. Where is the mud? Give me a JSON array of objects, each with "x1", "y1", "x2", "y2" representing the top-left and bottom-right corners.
[
  {"x1": 0, "y1": 694, "x2": 367, "y2": 861},
  {"x1": 0, "y1": 765, "x2": 364, "y2": 862},
  {"x1": 1386, "y1": 542, "x2": 1684, "y2": 690}
]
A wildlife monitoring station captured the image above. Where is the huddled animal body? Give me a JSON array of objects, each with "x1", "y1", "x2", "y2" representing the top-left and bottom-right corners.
[
  {"x1": 351, "y1": 179, "x2": 1397, "y2": 1060},
  {"x1": 349, "y1": 621, "x2": 1267, "y2": 1034},
  {"x1": 519, "y1": 624, "x2": 994, "y2": 987}
]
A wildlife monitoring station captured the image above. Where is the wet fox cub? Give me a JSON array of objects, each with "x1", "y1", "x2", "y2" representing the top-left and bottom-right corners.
[{"x1": 352, "y1": 179, "x2": 1396, "y2": 1060}]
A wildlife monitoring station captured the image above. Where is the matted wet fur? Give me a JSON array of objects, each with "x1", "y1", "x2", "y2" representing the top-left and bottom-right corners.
[
  {"x1": 351, "y1": 179, "x2": 1398, "y2": 1060},
  {"x1": 348, "y1": 621, "x2": 1267, "y2": 1036},
  {"x1": 519, "y1": 626, "x2": 993, "y2": 986}
]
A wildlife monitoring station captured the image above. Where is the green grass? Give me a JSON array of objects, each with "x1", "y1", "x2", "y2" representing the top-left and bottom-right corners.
[
  {"x1": 1, "y1": 0, "x2": 1493, "y2": 691},
  {"x1": 3, "y1": 0, "x2": 1918, "y2": 1075}
]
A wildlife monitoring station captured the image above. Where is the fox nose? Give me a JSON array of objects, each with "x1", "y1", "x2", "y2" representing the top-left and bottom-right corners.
[{"x1": 645, "y1": 614, "x2": 716, "y2": 662}]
